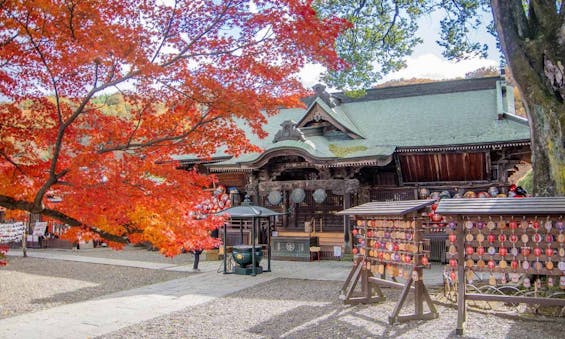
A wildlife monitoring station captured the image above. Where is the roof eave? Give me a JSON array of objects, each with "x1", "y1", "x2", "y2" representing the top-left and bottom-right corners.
[{"x1": 395, "y1": 140, "x2": 531, "y2": 153}]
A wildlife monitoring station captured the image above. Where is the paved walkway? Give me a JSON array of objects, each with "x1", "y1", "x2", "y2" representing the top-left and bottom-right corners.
[{"x1": 1, "y1": 249, "x2": 445, "y2": 339}]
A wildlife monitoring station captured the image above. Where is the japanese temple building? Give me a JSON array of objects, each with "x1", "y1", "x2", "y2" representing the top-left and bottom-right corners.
[{"x1": 177, "y1": 76, "x2": 531, "y2": 259}]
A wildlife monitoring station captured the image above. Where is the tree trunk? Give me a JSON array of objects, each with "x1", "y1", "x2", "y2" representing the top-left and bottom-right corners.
[
  {"x1": 527, "y1": 94, "x2": 565, "y2": 196},
  {"x1": 491, "y1": 0, "x2": 565, "y2": 196}
]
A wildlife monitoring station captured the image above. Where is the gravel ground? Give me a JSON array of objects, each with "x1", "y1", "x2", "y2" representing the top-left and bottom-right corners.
[
  {"x1": 97, "y1": 278, "x2": 564, "y2": 339},
  {"x1": 0, "y1": 256, "x2": 191, "y2": 319},
  {"x1": 1, "y1": 251, "x2": 564, "y2": 339}
]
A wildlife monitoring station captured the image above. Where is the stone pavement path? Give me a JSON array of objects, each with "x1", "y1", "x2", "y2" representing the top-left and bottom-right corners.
[{"x1": 0, "y1": 268, "x2": 274, "y2": 339}]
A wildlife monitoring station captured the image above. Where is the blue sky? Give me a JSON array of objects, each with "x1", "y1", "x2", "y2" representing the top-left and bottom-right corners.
[{"x1": 300, "y1": 10, "x2": 500, "y2": 88}]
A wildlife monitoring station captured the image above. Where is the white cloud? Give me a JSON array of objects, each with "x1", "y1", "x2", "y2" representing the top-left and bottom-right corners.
[
  {"x1": 298, "y1": 63, "x2": 326, "y2": 89},
  {"x1": 381, "y1": 54, "x2": 499, "y2": 81}
]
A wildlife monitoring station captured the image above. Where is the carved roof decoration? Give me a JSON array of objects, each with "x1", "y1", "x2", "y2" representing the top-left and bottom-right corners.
[
  {"x1": 312, "y1": 83, "x2": 338, "y2": 107},
  {"x1": 273, "y1": 120, "x2": 306, "y2": 143}
]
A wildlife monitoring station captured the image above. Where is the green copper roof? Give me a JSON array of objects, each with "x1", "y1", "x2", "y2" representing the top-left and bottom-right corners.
[
  {"x1": 176, "y1": 77, "x2": 530, "y2": 167},
  {"x1": 346, "y1": 88, "x2": 529, "y2": 147}
]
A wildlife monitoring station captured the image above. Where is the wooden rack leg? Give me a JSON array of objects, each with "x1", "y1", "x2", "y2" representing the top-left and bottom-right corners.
[
  {"x1": 363, "y1": 270, "x2": 385, "y2": 302},
  {"x1": 389, "y1": 277, "x2": 413, "y2": 324},
  {"x1": 361, "y1": 265, "x2": 369, "y2": 296},
  {"x1": 341, "y1": 259, "x2": 363, "y2": 300},
  {"x1": 421, "y1": 283, "x2": 439, "y2": 315},
  {"x1": 415, "y1": 276, "x2": 423, "y2": 316},
  {"x1": 456, "y1": 217, "x2": 466, "y2": 335},
  {"x1": 341, "y1": 257, "x2": 363, "y2": 296},
  {"x1": 456, "y1": 264, "x2": 466, "y2": 335},
  {"x1": 341, "y1": 258, "x2": 385, "y2": 305},
  {"x1": 388, "y1": 271, "x2": 438, "y2": 324}
]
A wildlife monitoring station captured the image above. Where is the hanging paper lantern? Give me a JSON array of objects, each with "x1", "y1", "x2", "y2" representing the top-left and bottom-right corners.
[
  {"x1": 267, "y1": 190, "x2": 282, "y2": 205},
  {"x1": 418, "y1": 188, "x2": 430, "y2": 199},
  {"x1": 488, "y1": 186, "x2": 499, "y2": 197},
  {"x1": 290, "y1": 188, "x2": 306, "y2": 203},
  {"x1": 312, "y1": 188, "x2": 327, "y2": 203},
  {"x1": 439, "y1": 190, "x2": 451, "y2": 199}
]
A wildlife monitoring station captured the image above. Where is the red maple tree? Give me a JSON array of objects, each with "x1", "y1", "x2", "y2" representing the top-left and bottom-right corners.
[{"x1": 0, "y1": 0, "x2": 347, "y2": 257}]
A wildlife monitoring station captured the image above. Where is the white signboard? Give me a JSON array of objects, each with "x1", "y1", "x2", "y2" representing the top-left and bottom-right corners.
[
  {"x1": 33, "y1": 222, "x2": 48, "y2": 236},
  {"x1": 333, "y1": 245, "x2": 342, "y2": 258},
  {"x1": 0, "y1": 222, "x2": 25, "y2": 243}
]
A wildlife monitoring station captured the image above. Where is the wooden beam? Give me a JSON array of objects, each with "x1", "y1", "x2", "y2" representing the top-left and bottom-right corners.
[
  {"x1": 466, "y1": 294, "x2": 565, "y2": 306},
  {"x1": 368, "y1": 276, "x2": 415, "y2": 290}
]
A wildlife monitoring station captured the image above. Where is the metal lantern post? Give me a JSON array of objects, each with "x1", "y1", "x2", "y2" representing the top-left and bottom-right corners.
[{"x1": 216, "y1": 197, "x2": 284, "y2": 276}]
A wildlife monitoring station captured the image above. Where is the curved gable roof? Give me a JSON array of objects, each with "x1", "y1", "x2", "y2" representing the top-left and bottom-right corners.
[{"x1": 296, "y1": 97, "x2": 364, "y2": 139}]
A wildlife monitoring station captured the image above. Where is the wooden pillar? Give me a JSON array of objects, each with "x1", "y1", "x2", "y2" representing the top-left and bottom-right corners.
[
  {"x1": 245, "y1": 172, "x2": 259, "y2": 204},
  {"x1": 267, "y1": 216, "x2": 272, "y2": 272},
  {"x1": 282, "y1": 190, "x2": 289, "y2": 228},
  {"x1": 223, "y1": 223, "x2": 228, "y2": 274},
  {"x1": 393, "y1": 154, "x2": 404, "y2": 186},
  {"x1": 251, "y1": 217, "x2": 256, "y2": 276},
  {"x1": 456, "y1": 216, "x2": 466, "y2": 335},
  {"x1": 343, "y1": 193, "x2": 352, "y2": 253}
]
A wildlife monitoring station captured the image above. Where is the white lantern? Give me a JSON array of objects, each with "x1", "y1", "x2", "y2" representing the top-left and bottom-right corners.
[
  {"x1": 290, "y1": 188, "x2": 306, "y2": 204},
  {"x1": 312, "y1": 189, "x2": 327, "y2": 203},
  {"x1": 267, "y1": 190, "x2": 282, "y2": 205}
]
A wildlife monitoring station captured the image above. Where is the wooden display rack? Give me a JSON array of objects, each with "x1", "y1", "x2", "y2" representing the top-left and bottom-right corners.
[
  {"x1": 437, "y1": 197, "x2": 565, "y2": 335},
  {"x1": 337, "y1": 200, "x2": 439, "y2": 324}
]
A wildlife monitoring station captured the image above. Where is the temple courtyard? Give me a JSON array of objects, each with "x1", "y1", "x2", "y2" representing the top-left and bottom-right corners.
[{"x1": 0, "y1": 247, "x2": 563, "y2": 339}]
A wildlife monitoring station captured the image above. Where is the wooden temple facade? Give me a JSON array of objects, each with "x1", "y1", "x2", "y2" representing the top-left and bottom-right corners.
[{"x1": 178, "y1": 76, "x2": 531, "y2": 259}]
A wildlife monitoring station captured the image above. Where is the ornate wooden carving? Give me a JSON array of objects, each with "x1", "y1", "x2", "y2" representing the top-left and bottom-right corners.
[
  {"x1": 258, "y1": 179, "x2": 359, "y2": 196},
  {"x1": 273, "y1": 120, "x2": 305, "y2": 143}
]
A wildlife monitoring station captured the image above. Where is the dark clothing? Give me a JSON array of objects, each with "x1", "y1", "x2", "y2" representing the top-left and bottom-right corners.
[
  {"x1": 191, "y1": 249, "x2": 203, "y2": 270},
  {"x1": 211, "y1": 228, "x2": 219, "y2": 238}
]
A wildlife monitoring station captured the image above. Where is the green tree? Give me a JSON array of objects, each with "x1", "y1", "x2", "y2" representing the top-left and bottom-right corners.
[{"x1": 315, "y1": 0, "x2": 565, "y2": 196}]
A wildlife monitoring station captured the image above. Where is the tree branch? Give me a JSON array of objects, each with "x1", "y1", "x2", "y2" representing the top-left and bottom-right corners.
[
  {"x1": 97, "y1": 115, "x2": 223, "y2": 153},
  {"x1": 151, "y1": 0, "x2": 179, "y2": 63},
  {"x1": 161, "y1": 0, "x2": 235, "y2": 68},
  {"x1": 353, "y1": 0, "x2": 368, "y2": 17},
  {"x1": 381, "y1": 2, "x2": 399, "y2": 46},
  {"x1": 0, "y1": 195, "x2": 132, "y2": 243},
  {"x1": 530, "y1": 0, "x2": 560, "y2": 35},
  {"x1": 509, "y1": 0, "x2": 531, "y2": 39},
  {"x1": 65, "y1": 0, "x2": 77, "y2": 40},
  {"x1": 0, "y1": 150, "x2": 24, "y2": 174},
  {"x1": 182, "y1": 27, "x2": 274, "y2": 60}
]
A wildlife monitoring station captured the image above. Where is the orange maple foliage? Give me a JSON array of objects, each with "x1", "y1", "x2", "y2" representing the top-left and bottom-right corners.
[{"x1": 0, "y1": 0, "x2": 348, "y2": 257}]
